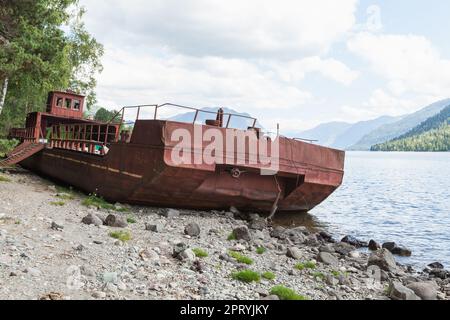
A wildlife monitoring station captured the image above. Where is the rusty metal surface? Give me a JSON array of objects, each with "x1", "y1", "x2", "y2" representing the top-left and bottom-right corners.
[{"x1": 18, "y1": 119, "x2": 345, "y2": 213}]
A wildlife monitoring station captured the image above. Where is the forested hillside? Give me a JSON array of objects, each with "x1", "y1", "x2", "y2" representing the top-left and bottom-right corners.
[{"x1": 371, "y1": 105, "x2": 450, "y2": 152}]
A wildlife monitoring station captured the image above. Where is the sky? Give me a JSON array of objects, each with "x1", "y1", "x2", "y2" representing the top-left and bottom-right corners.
[{"x1": 78, "y1": 0, "x2": 450, "y2": 133}]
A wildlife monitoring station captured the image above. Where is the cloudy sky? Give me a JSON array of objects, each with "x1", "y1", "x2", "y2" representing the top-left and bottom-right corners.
[{"x1": 79, "y1": 0, "x2": 450, "y2": 132}]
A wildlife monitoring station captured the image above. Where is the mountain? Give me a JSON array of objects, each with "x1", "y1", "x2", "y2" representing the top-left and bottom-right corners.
[
  {"x1": 294, "y1": 116, "x2": 401, "y2": 150},
  {"x1": 371, "y1": 105, "x2": 450, "y2": 152},
  {"x1": 349, "y1": 99, "x2": 450, "y2": 150},
  {"x1": 168, "y1": 107, "x2": 263, "y2": 130}
]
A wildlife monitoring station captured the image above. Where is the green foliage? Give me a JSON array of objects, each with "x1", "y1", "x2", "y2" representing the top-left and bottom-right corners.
[
  {"x1": 0, "y1": 0, "x2": 104, "y2": 136},
  {"x1": 0, "y1": 138, "x2": 18, "y2": 157},
  {"x1": 372, "y1": 106, "x2": 450, "y2": 152},
  {"x1": 295, "y1": 261, "x2": 316, "y2": 271},
  {"x1": 50, "y1": 201, "x2": 65, "y2": 206},
  {"x1": 94, "y1": 107, "x2": 120, "y2": 123},
  {"x1": 256, "y1": 247, "x2": 267, "y2": 255},
  {"x1": 109, "y1": 230, "x2": 131, "y2": 242},
  {"x1": 227, "y1": 232, "x2": 236, "y2": 241},
  {"x1": 192, "y1": 248, "x2": 208, "y2": 258},
  {"x1": 0, "y1": 174, "x2": 11, "y2": 182},
  {"x1": 312, "y1": 272, "x2": 326, "y2": 280},
  {"x1": 231, "y1": 270, "x2": 261, "y2": 283},
  {"x1": 261, "y1": 272, "x2": 276, "y2": 280},
  {"x1": 56, "y1": 193, "x2": 75, "y2": 200},
  {"x1": 126, "y1": 216, "x2": 137, "y2": 224},
  {"x1": 270, "y1": 286, "x2": 308, "y2": 301},
  {"x1": 228, "y1": 251, "x2": 254, "y2": 265},
  {"x1": 82, "y1": 194, "x2": 128, "y2": 212}
]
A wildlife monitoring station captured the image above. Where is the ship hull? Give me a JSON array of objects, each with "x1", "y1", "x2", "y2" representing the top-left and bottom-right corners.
[{"x1": 19, "y1": 120, "x2": 345, "y2": 213}]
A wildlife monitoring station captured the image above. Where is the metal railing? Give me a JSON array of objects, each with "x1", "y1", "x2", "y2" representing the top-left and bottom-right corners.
[
  {"x1": 107, "y1": 102, "x2": 258, "y2": 130},
  {"x1": 48, "y1": 123, "x2": 118, "y2": 155}
]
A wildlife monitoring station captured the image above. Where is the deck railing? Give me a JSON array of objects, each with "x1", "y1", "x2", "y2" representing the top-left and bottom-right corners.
[
  {"x1": 48, "y1": 123, "x2": 117, "y2": 155},
  {"x1": 107, "y1": 103, "x2": 259, "y2": 141}
]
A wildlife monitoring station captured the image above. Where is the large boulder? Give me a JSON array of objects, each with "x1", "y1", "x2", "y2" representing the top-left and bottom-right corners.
[
  {"x1": 406, "y1": 281, "x2": 438, "y2": 300},
  {"x1": 368, "y1": 249, "x2": 397, "y2": 272},
  {"x1": 388, "y1": 281, "x2": 421, "y2": 300},
  {"x1": 81, "y1": 213, "x2": 103, "y2": 226},
  {"x1": 368, "y1": 240, "x2": 381, "y2": 251},
  {"x1": 382, "y1": 242, "x2": 412, "y2": 257},
  {"x1": 333, "y1": 242, "x2": 356, "y2": 256},
  {"x1": 317, "y1": 252, "x2": 339, "y2": 267},
  {"x1": 341, "y1": 235, "x2": 368, "y2": 248}
]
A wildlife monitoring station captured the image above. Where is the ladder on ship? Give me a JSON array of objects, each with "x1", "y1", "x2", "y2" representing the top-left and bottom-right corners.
[{"x1": 0, "y1": 142, "x2": 45, "y2": 167}]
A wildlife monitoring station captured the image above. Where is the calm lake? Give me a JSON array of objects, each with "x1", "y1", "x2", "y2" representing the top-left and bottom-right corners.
[{"x1": 279, "y1": 152, "x2": 450, "y2": 269}]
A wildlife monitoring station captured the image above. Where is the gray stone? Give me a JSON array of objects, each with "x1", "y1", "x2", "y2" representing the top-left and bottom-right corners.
[
  {"x1": 92, "y1": 291, "x2": 106, "y2": 299},
  {"x1": 326, "y1": 275, "x2": 339, "y2": 286},
  {"x1": 51, "y1": 221, "x2": 64, "y2": 231},
  {"x1": 80, "y1": 265, "x2": 96, "y2": 277},
  {"x1": 406, "y1": 281, "x2": 438, "y2": 300},
  {"x1": 333, "y1": 242, "x2": 356, "y2": 256},
  {"x1": 248, "y1": 218, "x2": 267, "y2": 231},
  {"x1": 388, "y1": 281, "x2": 421, "y2": 300},
  {"x1": 341, "y1": 235, "x2": 368, "y2": 248},
  {"x1": 368, "y1": 249, "x2": 397, "y2": 272},
  {"x1": 233, "y1": 226, "x2": 252, "y2": 241},
  {"x1": 104, "y1": 214, "x2": 128, "y2": 228},
  {"x1": 179, "y1": 249, "x2": 196, "y2": 262},
  {"x1": 382, "y1": 242, "x2": 412, "y2": 257},
  {"x1": 428, "y1": 262, "x2": 444, "y2": 270},
  {"x1": 286, "y1": 247, "x2": 302, "y2": 260},
  {"x1": 184, "y1": 222, "x2": 201, "y2": 237},
  {"x1": 367, "y1": 265, "x2": 381, "y2": 281},
  {"x1": 319, "y1": 244, "x2": 335, "y2": 253},
  {"x1": 318, "y1": 252, "x2": 339, "y2": 267},
  {"x1": 173, "y1": 243, "x2": 188, "y2": 257},
  {"x1": 81, "y1": 213, "x2": 103, "y2": 226},
  {"x1": 145, "y1": 223, "x2": 164, "y2": 233},
  {"x1": 24, "y1": 267, "x2": 42, "y2": 277},
  {"x1": 270, "y1": 226, "x2": 287, "y2": 239},
  {"x1": 368, "y1": 240, "x2": 381, "y2": 251},
  {"x1": 162, "y1": 209, "x2": 180, "y2": 218}
]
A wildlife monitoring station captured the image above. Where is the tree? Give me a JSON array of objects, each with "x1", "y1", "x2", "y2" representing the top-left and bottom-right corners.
[
  {"x1": 0, "y1": 0, "x2": 103, "y2": 135},
  {"x1": 94, "y1": 107, "x2": 120, "y2": 123}
]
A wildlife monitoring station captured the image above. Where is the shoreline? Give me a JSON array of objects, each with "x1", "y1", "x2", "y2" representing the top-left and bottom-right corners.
[{"x1": 0, "y1": 170, "x2": 449, "y2": 300}]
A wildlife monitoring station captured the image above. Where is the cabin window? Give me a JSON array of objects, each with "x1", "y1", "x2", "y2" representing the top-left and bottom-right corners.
[
  {"x1": 65, "y1": 98, "x2": 72, "y2": 109},
  {"x1": 73, "y1": 99, "x2": 81, "y2": 110},
  {"x1": 56, "y1": 97, "x2": 63, "y2": 107}
]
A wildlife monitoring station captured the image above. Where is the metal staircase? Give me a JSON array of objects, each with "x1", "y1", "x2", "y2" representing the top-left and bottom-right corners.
[{"x1": 0, "y1": 142, "x2": 45, "y2": 167}]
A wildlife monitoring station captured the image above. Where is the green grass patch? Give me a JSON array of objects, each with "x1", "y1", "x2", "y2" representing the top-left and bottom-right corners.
[
  {"x1": 82, "y1": 194, "x2": 129, "y2": 212},
  {"x1": 295, "y1": 261, "x2": 316, "y2": 271},
  {"x1": 109, "y1": 230, "x2": 132, "y2": 242},
  {"x1": 50, "y1": 201, "x2": 66, "y2": 206},
  {"x1": 192, "y1": 248, "x2": 208, "y2": 258},
  {"x1": 270, "y1": 285, "x2": 308, "y2": 301},
  {"x1": 256, "y1": 247, "x2": 267, "y2": 255},
  {"x1": 262, "y1": 272, "x2": 276, "y2": 281},
  {"x1": 227, "y1": 232, "x2": 236, "y2": 241},
  {"x1": 228, "y1": 250, "x2": 254, "y2": 265},
  {"x1": 312, "y1": 272, "x2": 326, "y2": 280},
  {"x1": 0, "y1": 175, "x2": 11, "y2": 182},
  {"x1": 56, "y1": 193, "x2": 75, "y2": 200},
  {"x1": 231, "y1": 270, "x2": 261, "y2": 283},
  {"x1": 127, "y1": 216, "x2": 137, "y2": 224}
]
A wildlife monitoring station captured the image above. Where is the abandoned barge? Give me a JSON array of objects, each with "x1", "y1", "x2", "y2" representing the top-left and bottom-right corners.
[{"x1": 1, "y1": 91, "x2": 345, "y2": 214}]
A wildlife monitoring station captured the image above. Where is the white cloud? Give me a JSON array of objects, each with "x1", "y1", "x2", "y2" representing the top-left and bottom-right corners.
[
  {"x1": 347, "y1": 32, "x2": 450, "y2": 98},
  {"x1": 81, "y1": 0, "x2": 358, "y2": 58}
]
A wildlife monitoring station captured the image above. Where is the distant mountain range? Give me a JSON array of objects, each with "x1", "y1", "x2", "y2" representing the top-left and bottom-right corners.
[
  {"x1": 371, "y1": 105, "x2": 450, "y2": 152},
  {"x1": 169, "y1": 107, "x2": 263, "y2": 130},
  {"x1": 294, "y1": 98, "x2": 450, "y2": 150}
]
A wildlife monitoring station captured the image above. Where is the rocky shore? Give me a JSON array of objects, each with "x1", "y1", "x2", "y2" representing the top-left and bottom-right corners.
[{"x1": 0, "y1": 170, "x2": 449, "y2": 300}]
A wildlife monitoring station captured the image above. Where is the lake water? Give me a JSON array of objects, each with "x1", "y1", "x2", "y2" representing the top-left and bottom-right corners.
[{"x1": 286, "y1": 152, "x2": 449, "y2": 269}]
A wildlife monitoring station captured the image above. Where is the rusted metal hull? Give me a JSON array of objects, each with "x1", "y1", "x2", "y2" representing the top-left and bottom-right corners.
[{"x1": 18, "y1": 120, "x2": 345, "y2": 213}]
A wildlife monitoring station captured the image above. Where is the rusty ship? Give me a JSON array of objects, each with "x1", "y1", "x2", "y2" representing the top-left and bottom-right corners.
[{"x1": 1, "y1": 91, "x2": 345, "y2": 214}]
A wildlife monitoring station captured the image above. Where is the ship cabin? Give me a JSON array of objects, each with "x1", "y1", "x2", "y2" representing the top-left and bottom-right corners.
[{"x1": 9, "y1": 91, "x2": 119, "y2": 155}]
